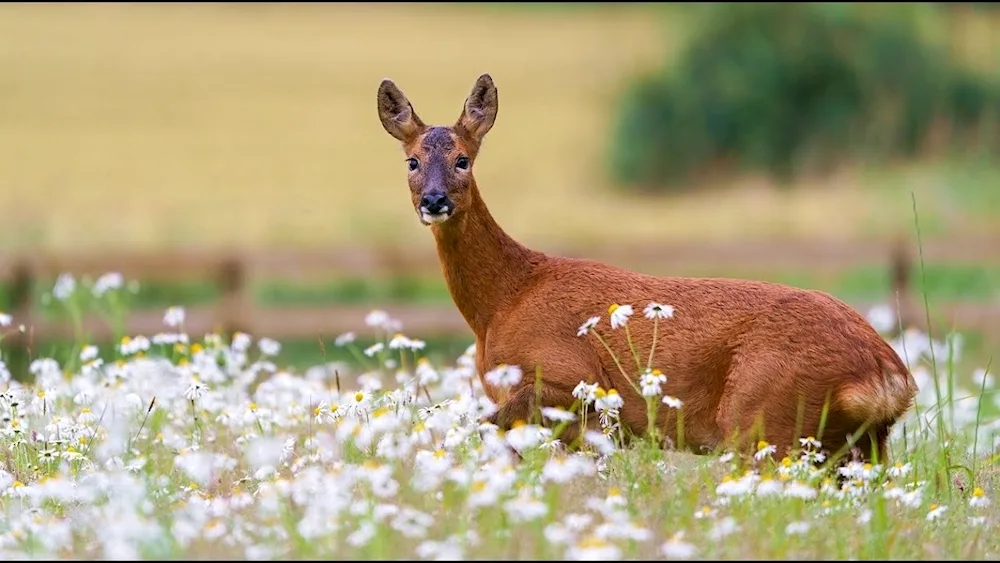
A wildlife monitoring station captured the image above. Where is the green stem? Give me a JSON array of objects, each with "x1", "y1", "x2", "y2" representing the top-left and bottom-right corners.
[
  {"x1": 588, "y1": 328, "x2": 642, "y2": 398},
  {"x1": 971, "y1": 356, "x2": 993, "y2": 484},
  {"x1": 645, "y1": 396, "x2": 660, "y2": 442},
  {"x1": 910, "y1": 192, "x2": 950, "y2": 501},
  {"x1": 646, "y1": 317, "x2": 660, "y2": 371},
  {"x1": 624, "y1": 324, "x2": 642, "y2": 374}
]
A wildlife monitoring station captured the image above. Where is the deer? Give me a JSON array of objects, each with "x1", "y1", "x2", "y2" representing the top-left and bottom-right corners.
[{"x1": 375, "y1": 73, "x2": 919, "y2": 466}]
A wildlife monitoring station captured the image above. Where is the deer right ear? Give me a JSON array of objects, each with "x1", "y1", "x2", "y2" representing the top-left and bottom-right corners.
[
  {"x1": 377, "y1": 79, "x2": 424, "y2": 142},
  {"x1": 456, "y1": 73, "x2": 498, "y2": 143}
]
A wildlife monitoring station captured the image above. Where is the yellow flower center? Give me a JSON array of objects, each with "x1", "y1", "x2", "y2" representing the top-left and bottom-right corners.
[
  {"x1": 757, "y1": 440, "x2": 769, "y2": 451},
  {"x1": 608, "y1": 487, "x2": 621, "y2": 497},
  {"x1": 470, "y1": 480, "x2": 486, "y2": 493},
  {"x1": 434, "y1": 449, "x2": 446, "y2": 459},
  {"x1": 191, "y1": 343, "x2": 204, "y2": 354},
  {"x1": 973, "y1": 487, "x2": 985, "y2": 498},
  {"x1": 578, "y1": 535, "x2": 608, "y2": 549},
  {"x1": 248, "y1": 403, "x2": 257, "y2": 412},
  {"x1": 354, "y1": 392, "x2": 365, "y2": 402},
  {"x1": 203, "y1": 518, "x2": 223, "y2": 531},
  {"x1": 608, "y1": 303, "x2": 620, "y2": 315}
]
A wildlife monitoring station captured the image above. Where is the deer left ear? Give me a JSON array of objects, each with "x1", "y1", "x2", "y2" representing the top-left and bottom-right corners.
[
  {"x1": 456, "y1": 73, "x2": 498, "y2": 143},
  {"x1": 377, "y1": 78, "x2": 425, "y2": 143}
]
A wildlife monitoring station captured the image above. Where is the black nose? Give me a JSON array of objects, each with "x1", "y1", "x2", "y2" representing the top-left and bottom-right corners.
[{"x1": 420, "y1": 193, "x2": 449, "y2": 214}]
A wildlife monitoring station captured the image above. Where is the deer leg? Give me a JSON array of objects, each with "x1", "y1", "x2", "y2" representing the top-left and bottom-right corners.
[
  {"x1": 485, "y1": 382, "x2": 600, "y2": 449},
  {"x1": 717, "y1": 360, "x2": 895, "y2": 469},
  {"x1": 715, "y1": 357, "x2": 835, "y2": 461}
]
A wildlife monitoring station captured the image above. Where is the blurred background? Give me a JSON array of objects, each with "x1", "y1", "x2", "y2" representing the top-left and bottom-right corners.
[{"x1": 2, "y1": 2, "x2": 1000, "y2": 374}]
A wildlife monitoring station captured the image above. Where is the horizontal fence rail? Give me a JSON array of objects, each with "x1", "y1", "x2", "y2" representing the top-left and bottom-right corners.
[
  {"x1": 2, "y1": 236, "x2": 1000, "y2": 344},
  {"x1": 4, "y1": 236, "x2": 1000, "y2": 283}
]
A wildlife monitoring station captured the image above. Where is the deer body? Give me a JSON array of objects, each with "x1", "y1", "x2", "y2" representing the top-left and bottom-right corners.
[{"x1": 377, "y1": 74, "x2": 918, "y2": 463}]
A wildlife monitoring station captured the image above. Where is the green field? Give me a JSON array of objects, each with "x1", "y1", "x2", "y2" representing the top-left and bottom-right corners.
[{"x1": 7, "y1": 263, "x2": 1000, "y2": 313}]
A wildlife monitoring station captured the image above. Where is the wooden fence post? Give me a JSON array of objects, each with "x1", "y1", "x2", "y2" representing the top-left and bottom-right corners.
[
  {"x1": 217, "y1": 255, "x2": 251, "y2": 339},
  {"x1": 4, "y1": 258, "x2": 35, "y2": 380},
  {"x1": 380, "y1": 244, "x2": 411, "y2": 302},
  {"x1": 889, "y1": 236, "x2": 916, "y2": 334}
]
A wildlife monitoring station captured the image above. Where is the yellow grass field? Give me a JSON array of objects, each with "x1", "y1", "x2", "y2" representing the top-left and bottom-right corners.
[{"x1": 1, "y1": 3, "x2": 999, "y2": 256}]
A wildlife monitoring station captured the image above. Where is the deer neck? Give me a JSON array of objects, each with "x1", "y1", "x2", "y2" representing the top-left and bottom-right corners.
[{"x1": 430, "y1": 182, "x2": 539, "y2": 339}]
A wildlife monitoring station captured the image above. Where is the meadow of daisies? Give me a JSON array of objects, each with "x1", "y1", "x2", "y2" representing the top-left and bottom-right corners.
[{"x1": 0, "y1": 272, "x2": 997, "y2": 560}]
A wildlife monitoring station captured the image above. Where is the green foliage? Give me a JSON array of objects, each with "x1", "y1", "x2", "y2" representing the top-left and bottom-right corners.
[
  {"x1": 610, "y1": 3, "x2": 1000, "y2": 192},
  {"x1": 7, "y1": 263, "x2": 999, "y2": 315}
]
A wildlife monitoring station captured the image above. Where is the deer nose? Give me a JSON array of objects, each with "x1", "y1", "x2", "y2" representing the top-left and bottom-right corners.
[{"x1": 420, "y1": 192, "x2": 449, "y2": 214}]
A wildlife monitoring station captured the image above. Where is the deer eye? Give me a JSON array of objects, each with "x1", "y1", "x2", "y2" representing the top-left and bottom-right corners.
[
  {"x1": 455, "y1": 156, "x2": 470, "y2": 170},
  {"x1": 406, "y1": 158, "x2": 419, "y2": 172}
]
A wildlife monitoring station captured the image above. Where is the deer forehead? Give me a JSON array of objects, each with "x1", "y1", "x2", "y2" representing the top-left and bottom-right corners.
[{"x1": 407, "y1": 127, "x2": 469, "y2": 157}]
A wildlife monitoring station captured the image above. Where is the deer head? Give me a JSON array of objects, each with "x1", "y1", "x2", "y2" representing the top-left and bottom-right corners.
[{"x1": 376, "y1": 73, "x2": 499, "y2": 226}]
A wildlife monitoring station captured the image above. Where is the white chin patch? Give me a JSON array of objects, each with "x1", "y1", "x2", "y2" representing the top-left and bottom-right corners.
[{"x1": 420, "y1": 207, "x2": 452, "y2": 225}]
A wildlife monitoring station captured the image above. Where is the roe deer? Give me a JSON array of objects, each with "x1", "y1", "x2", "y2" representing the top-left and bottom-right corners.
[{"x1": 375, "y1": 73, "x2": 918, "y2": 464}]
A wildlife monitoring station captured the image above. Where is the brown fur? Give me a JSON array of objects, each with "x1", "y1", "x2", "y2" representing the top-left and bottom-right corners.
[{"x1": 375, "y1": 74, "x2": 919, "y2": 465}]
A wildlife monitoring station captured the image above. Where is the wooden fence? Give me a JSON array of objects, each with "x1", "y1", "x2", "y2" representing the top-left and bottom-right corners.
[{"x1": 2, "y1": 236, "x2": 1000, "y2": 346}]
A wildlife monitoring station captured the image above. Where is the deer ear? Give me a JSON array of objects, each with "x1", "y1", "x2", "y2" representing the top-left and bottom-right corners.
[
  {"x1": 377, "y1": 79, "x2": 424, "y2": 142},
  {"x1": 456, "y1": 73, "x2": 498, "y2": 142}
]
